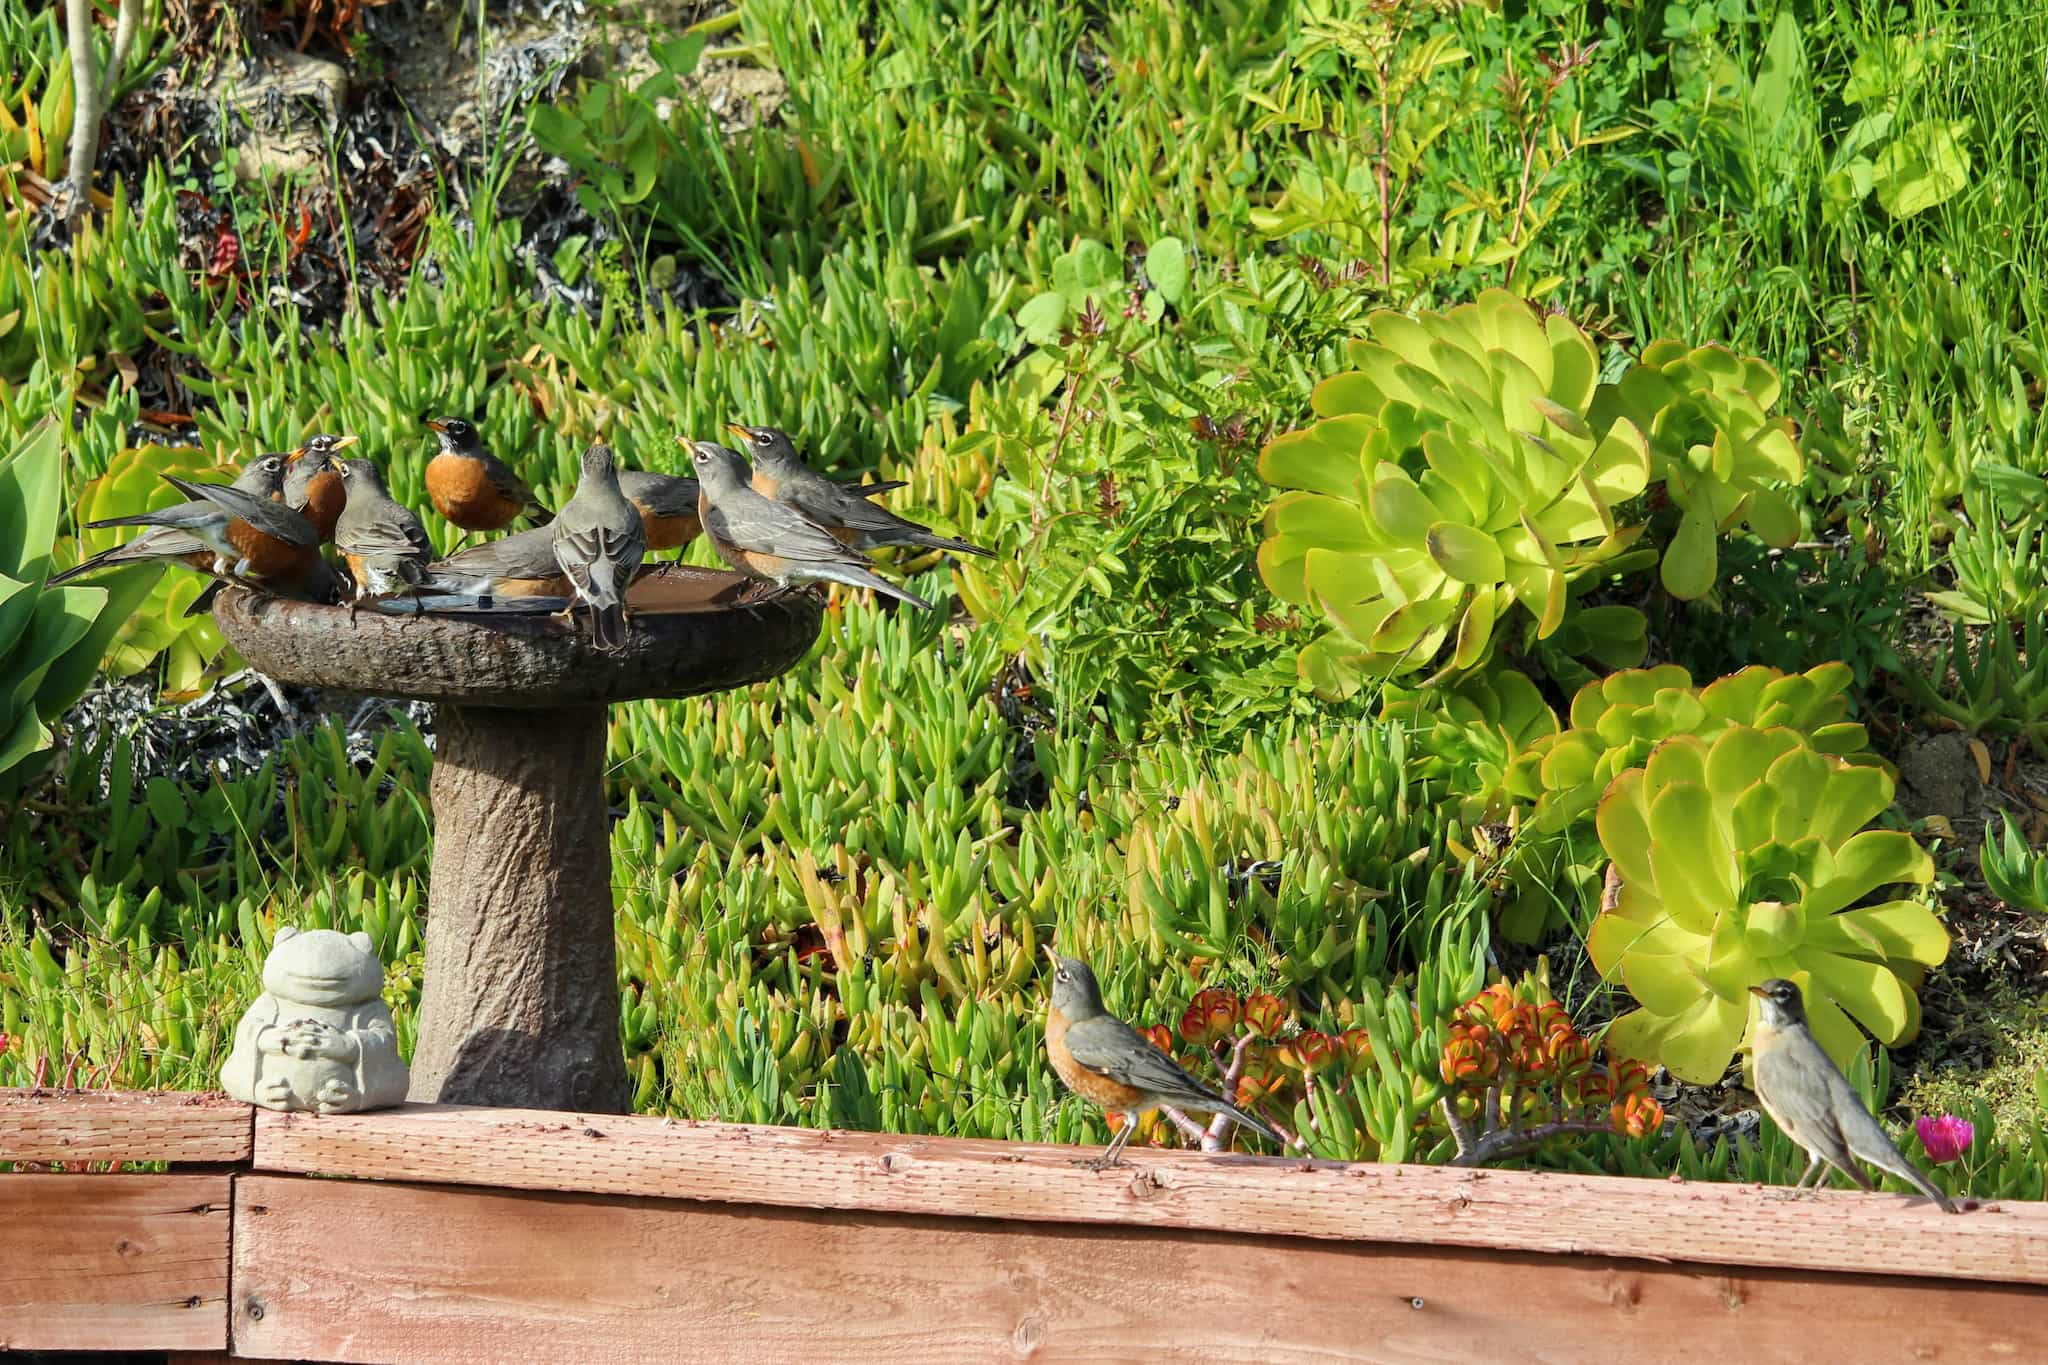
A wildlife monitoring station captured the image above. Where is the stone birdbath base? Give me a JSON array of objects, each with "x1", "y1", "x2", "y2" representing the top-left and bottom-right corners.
[{"x1": 217, "y1": 564, "x2": 821, "y2": 1113}]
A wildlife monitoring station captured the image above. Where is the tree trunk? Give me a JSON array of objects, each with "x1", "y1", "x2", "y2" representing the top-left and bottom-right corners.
[{"x1": 409, "y1": 703, "x2": 631, "y2": 1113}]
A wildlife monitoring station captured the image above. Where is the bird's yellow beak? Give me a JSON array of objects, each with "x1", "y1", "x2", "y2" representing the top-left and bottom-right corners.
[
  {"x1": 674, "y1": 434, "x2": 694, "y2": 447},
  {"x1": 724, "y1": 421, "x2": 752, "y2": 441},
  {"x1": 1041, "y1": 944, "x2": 1058, "y2": 968},
  {"x1": 1747, "y1": 984, "x2": 1769, "y2": 999},
  {"x1": 286, "y1": 447, "x2": 306, "y2": 464},
  {"x1": 424, "y1": 418, "x2": 450, "y2": 433},
  {"x1": 330, "y1": 434, "x2": 360, "y2": 451}
]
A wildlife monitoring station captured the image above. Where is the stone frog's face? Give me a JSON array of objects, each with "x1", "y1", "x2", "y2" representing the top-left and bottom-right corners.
[{"x1": 263, "y1": 926, "x2": 384, "y2": 1008}]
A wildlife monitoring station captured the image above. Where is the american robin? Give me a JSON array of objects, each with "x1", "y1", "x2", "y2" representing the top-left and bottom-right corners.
[
  {"x1": 1043, "y1": 949, "x2": 1282, "y2": 1169},
  {"x1": 53, "y1": 453, "x2": 293, "y2": 585},
  {"x1": 1748, "y1": 979, "x2": 1958, "y2": 1213},
  {"x1": 727, "y1": 422, "x2": 993, "y2": 558},
  {"x1": 422, "y1": 525, "x2": 575, "y2": 599},
  {"x1": 333, "y1": 458, "x2": 433, "y2": 602},
  {"x1": 617, "y1": 469, "x2": 704, "y2": 553},
  {"x1": 423, "y1": 416, "x2": 552, "y2": 534},
  {"x1": 152, "y1": 466, "x2": 322, "y2": 583},
  {"x1": 551, "y1": 443, "x2": 645, "y2": 652},
  {"x1": 688, "y1": 440, "x2": 935, "y2": 611},
  {"x1": 286, "y1": 434, "x2": 355, "y2": 542}
]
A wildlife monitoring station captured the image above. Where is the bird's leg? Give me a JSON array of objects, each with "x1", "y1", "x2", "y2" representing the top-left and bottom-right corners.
[
  {"x1": 1796, "y1": 1155, "x2": 1824, "y2": 1189},
  {"x1": 1076, "y1": 1116, "x2": 1138, "y2": 1171}
]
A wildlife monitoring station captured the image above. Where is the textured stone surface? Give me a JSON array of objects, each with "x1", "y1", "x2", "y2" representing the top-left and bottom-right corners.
[{"x1": 214, "y1": 564, "x2": 820, "y2": 708}]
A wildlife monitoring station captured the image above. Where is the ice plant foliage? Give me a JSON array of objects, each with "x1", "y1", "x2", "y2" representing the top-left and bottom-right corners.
[
  {"x1": 1916, "y1": 1114, "x2": 1975, "y2": 1164},
  {"x1": 1439, "y1": 976, "x2": 1664, "y2": 1165},
  {"x1": 1588, "y1": 726, "x2": 1949, "y2": 1084}
]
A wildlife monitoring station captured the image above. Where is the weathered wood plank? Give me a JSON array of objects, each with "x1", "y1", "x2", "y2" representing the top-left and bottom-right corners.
[
  {"x1": 0, "y1": 1088, "x2": 253, "y2": 1165},
  {"x1": 0, "y1": 1173, "x2": 232, "y2": 1352},
  {"x1": 253, "y1": 1104, "x2": 2048, "y2": 1287},
  {"x1": 231, "y1": 1173, "x2": 2047, "y2": 1364}
]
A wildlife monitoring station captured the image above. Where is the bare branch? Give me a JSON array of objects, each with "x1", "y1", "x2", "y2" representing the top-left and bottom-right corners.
[{"x1": 65, "y1": 0, "x2": 101, "y2": 187}]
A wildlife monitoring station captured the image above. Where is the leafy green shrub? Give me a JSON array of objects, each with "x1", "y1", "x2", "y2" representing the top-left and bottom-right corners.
[
  {"x1": 1588, "y1": 726, "x2": 1948, "y2": 1083},
  {"x1": 0, "y1": 421, "x2": 157, "y2": 792},
  {"x1": 1257, "y1": 289, "x2": 1653, "y2": 695}
]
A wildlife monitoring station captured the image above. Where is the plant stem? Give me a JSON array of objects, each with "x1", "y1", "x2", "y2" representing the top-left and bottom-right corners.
[{"x1": 1451, "y1": 1119, "x2": 1616, "y2": 1167}]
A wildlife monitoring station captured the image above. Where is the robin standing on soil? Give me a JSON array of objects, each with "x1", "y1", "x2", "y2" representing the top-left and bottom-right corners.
[
  {"x1": 54, "y1": 453, "x2": 294, "y2": 585},
  {"x1": 334, "y1": 458, "x2": 433, "y2": 603},
  {"x1": 551, "y1": 443, "x2": 645, "y2": 652},
  {"x1": 727, "y1": 422, "x2": 992, "y2": 558},
  {"x1": 287, "y1": 433, "x2": 356, "y2": 542},
  {"x1": 1043, "y1": 949, "x2": 1282, "y2": 1169},
  {"x1": 688, "y1": 440, "x2": 935, "y2": 611},
  {"x1": 1748, "y1": 979, "x2": 1959, "y2": 1213},
  {"x1": 617, "y1": 469, "x2": 705, "y2": 554},
  {"x1": 423, "y1": 416, "x2": 551, "y2": 534}
]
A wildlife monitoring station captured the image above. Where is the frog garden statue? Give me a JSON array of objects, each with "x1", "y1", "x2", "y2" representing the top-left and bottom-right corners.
[{"x1": 221, "y1": 926, "x2": 409, "y2": 1113}]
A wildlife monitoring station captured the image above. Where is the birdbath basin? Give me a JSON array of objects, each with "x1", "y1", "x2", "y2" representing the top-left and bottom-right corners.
[{"x1": 215, "y1": 564, "x2": 821, "y2": 1113}]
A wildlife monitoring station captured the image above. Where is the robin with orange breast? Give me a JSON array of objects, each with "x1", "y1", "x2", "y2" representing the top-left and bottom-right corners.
[
  {"x1": 53, "y1": 453, "x2": 293, "y2": 585},
  {"x1": 334, "y1": 458, "x2": 433, "y2": 604},
  {"x1": 617, "y1": 469, "x2": 704, "y2": 554},
  {"x1": 551, "y1": 443, "x2": 645, "y2": 652},
  {"x1": 1044, "y1": 949, "x2": 1282, "y2": 1170},
  {"x1": 423, "y1": 416, "x2": 551, "y2": 535},
  {"x1": 688, "y1": 440, "x2": 935, "y2": 611},
  {"x1": 286, "y1": 433, "x2": 356, "y2": 542},
  {"x1": 726, "y1": 422, "x2": 992, "y2": 558}
]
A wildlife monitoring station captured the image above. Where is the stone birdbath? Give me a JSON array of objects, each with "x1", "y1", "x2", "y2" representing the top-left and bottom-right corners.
[{"x1": 215, "y1": 564, "x2": 820, "y2": 1113}]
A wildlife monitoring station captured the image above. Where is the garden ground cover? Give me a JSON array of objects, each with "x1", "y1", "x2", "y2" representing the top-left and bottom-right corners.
[{"x1": 1, "y1": 0, "x2": 2043, "y2": 1196}]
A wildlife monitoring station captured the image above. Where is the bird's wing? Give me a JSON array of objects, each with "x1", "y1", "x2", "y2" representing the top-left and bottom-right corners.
[
  {"x1": 1756, "y1": 1035, "x2": 1863, "y2": 1178},
  {"x1": 343, "y1": 511, "x2": 431, "y2": 562},
  {"x1": 1062, "y1": 1016, "x2": 1228, "y2": 1109},
  {"x1": 791, "y1": 480, "x2": 922, "y2": 537},
  {"x1": 724, "y1": 490, "x2": 871, "y2": 562},
  {"x1": 438, "y1": 529, "x2": 560, "y2": 578},
  {"x1": 484, "y1": 455, "x2": 542, "y2": 509},
  {"x1": 182, "y1": 482, "x2": 320, "y2": 547},
  {"x1": 553, "y1": 509, "x2": 642, "y2": 600},
  {"x1": 620, "y1": 473, "x2": 701, "y2": 517}
]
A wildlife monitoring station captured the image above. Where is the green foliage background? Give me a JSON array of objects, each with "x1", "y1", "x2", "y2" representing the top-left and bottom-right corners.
[{"x1": 2, "y1": 0, "x2": 2045, "y2": 1193}]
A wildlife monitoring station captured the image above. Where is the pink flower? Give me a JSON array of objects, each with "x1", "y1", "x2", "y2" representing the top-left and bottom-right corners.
[{"x1": 1915, "y1": 1115, "x2": 1974, "y2": 1164}]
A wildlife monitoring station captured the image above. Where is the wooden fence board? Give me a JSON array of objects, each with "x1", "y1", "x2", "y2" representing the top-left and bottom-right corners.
[
  {"x1": 0, "y1": 1173, "x2": 232, "y2": 1352},
  {"x1": 253, "y1": 1104, "x2": 2048, "y2": 1288},
  {"x1": 1, "y1": 1088, "x2": 253, "y2": 1165},
  {"x1": 230, "y1": 1173, "x2": 2046, "y2": 1364}
]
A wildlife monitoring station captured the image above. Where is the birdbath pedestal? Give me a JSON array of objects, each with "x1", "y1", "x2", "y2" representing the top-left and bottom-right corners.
[{"x1": 216, "y1": 565, "x2": 820, "y2": 1113}]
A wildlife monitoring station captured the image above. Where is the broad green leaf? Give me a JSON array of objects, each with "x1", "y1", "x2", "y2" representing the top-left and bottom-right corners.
[
  {"x1": 1874, "y1": 119, "x2": 1972, "y2": 218},
  {"x1": 1425, "y1": 521, "x2": 1505, "y2": 583},
  {"x1": 1661, "y1": 499, "x2": 1717, "y2": 599},
  {"x1": 1143, "y1": 237, "x2": 1187, "y2": 306}
]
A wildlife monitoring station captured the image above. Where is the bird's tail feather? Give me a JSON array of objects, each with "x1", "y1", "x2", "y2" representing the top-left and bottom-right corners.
[
  {"x1": 913, "y1": 531, "x2": 995, "y2": 558},
  {"x1": 1221, "y1": 1102, "x2": 1284, "y2": 1149},
  {"x1": 86, "y1": 511, "x2": 175, "y2": 530},
  {"x1": 49, "y1": 547, "x2": 125, "y2": 584},
  {"x1": 813, "y1": 562, "x2": 935, "y2": 611},
  {"x1": 592, "y1": 602, "x2": 629, "y2": 653},
  {"x1": 1873, "y1": 1151, "x2": 1959, "y2": 1213}
]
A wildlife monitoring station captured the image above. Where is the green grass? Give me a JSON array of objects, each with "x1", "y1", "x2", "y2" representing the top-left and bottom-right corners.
[{"x1": 2, "y1": 0, "x2": 2045, "y2": 1191}]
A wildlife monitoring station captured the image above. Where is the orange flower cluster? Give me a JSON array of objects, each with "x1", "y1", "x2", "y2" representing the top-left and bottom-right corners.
[
  {"x1": 1110, "y1": 989, "x2": 1372, "y2": 1151},
  {"x1": 1440, "y1": 981, "x2": 1664, "y2": 1139}
]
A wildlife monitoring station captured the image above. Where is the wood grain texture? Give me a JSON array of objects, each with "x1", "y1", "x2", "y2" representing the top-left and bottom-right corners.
[
  {"x1": 231, "y1": 1173, "x2": 2045, "y2": 1364},
  {"x1": 0, "y1": 1088, "x2": 252, "y2": 1164},
  {"x1": 252, "y1": 1104, "x2": 2048, "y2": 1288},
  {"x1": 0, "y1": 1173, "x2": 231, "y2": 1352}
]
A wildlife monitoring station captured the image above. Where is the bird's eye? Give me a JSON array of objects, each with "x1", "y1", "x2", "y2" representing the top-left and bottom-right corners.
[{"x1": 752, "y1": 432, "x2": 770, "y2": 446}]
